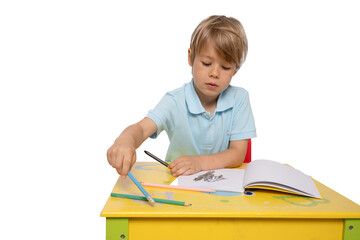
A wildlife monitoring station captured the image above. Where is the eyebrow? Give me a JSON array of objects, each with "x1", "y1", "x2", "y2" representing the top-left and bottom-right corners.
[{"x1": 199, "y1": 54, "x2": 214, "y2": 59}]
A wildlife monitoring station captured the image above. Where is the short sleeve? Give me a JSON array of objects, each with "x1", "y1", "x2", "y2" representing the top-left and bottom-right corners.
[
  {"x1": 145, "y1": 93, "x2": 178, "y2": 139},
  {"x1": 230, "y1": 90, "x2": 257, "y2": 141}
]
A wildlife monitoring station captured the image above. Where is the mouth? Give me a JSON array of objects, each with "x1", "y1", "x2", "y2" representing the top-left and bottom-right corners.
[{"x1": 206, "y1": 82, "x2": 219, "y2": 88}]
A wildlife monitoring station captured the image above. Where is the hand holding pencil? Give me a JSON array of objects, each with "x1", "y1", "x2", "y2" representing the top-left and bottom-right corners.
[
  {"x1": 107, "y1": 118, "x2": 158, "y2": 178},
  {"x1": 107, "y1": 143, "x2": 136, "y2": 178}
]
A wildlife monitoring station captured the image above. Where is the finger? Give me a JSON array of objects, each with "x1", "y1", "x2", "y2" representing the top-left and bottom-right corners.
[
  {"x1": 170, "y1": 162, "x2": 182, "y2": 175},
  {"x1": 131, "y1": 151, "x2": 137, "y2": 166},
  {"x1": 115, "y1": 154, "x2": 124, "y2": 170},
  {"x1": 107, "y1": 147, "x2": 116, "y2": 166},
  {"x1": 169, "y1": 156, "x2": 186, "y2": 167},
  {"x1": 107, "y1": 148, "x2": 112, "y2": 165},
  {"x1": 108, "y1": 148, "x2": 122, "y2": 169},
  {"x1": 121, "y1": 154, "x2": 133, "y2": 178},
  {"x1": 169, "y1": 159, "x2": 185, "y2": 173},
  {"x1": 180, "y1": 168, "x2": 194, "y2": 176},
  {"x1": 168, "y1": 159, "x2": 178, "y2": 169},
  {"x1": 111, "y1": 151, "x2": 124, "y2": 176},
  {"x1": 115, "y1": 157, "x2": 124, "y2": 177},
  {"x1": 172, "y1": 165, "x2": 190, "y2": 177}
]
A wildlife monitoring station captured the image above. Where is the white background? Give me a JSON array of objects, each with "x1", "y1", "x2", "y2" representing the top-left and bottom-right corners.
[{"x1": 1, "y1": 0, "x2": 359, "y2": 239}]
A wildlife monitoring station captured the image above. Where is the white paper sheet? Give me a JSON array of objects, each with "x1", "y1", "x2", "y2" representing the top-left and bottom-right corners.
[{"x1": 171, "y1": 169, "x2": 246, "y2": 192}]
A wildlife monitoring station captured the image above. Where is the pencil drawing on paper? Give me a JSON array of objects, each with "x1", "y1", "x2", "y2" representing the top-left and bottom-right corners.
[{"x1": 193, "y1": 170, "x2": 226, "y2": 183}]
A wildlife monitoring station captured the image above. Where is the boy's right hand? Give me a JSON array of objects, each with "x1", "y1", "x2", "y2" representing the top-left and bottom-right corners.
[
  {"x1": 106, "y1": 118, "x2": 158, "y2": 178},
  {"x1": 107, "y1": 144, "x2": 136, "y2": 178}
]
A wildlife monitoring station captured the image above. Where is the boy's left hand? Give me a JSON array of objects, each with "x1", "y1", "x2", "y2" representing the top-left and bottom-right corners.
[{"x1": 168, "y1": 156, "x2": 202, "y2": 177}]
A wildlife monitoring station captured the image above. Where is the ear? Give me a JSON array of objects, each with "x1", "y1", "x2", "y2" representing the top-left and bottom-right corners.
[{"x1": 188, "y1": 48, "x2": 193, "y2": 67}]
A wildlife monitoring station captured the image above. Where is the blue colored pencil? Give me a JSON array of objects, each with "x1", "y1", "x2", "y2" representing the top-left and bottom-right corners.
[{"x1": 127, "y1": 171, "x2": 155, "y2": 206}]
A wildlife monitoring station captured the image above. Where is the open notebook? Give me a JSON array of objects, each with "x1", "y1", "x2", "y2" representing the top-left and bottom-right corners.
[{"x1": 171, "y1": 159, "x2": 322, "y2": 199}]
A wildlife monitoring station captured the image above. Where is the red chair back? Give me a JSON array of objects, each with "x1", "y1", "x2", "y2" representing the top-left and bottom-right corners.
[{"x1": 243, "y1": 139, "x2": 251, "y2": 163}]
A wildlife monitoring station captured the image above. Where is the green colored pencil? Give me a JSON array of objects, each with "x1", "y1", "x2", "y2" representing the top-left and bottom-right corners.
[{"x1": 110, "y1": 193, "x2": 191, "y2": 206}]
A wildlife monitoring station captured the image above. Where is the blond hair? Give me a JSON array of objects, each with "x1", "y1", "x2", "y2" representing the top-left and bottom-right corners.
[{"x1": 189, "y1": 15, "x2": 248, "y2": 71}]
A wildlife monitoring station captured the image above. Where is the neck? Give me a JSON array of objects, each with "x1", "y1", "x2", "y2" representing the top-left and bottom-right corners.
[{"x1": 193, "y1": 83, "x2": 218, "y2": 115}]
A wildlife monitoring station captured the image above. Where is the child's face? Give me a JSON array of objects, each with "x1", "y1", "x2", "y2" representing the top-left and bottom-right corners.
[{"x1": 188, "y1": 41, "x2": 237, "y2": 102}]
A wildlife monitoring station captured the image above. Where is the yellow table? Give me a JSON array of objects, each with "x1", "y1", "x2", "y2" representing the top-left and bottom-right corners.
[{"x1": 101, "y1": 162, "x2": 360, "y2": 240}]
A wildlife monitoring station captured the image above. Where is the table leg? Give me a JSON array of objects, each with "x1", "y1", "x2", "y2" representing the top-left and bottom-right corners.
[
  {"x1": 343, "y1": 219, "x2": 360, "y2": 240},
  {"x1": 106, "y1": 218, "x2": 129, "y2": 240}
]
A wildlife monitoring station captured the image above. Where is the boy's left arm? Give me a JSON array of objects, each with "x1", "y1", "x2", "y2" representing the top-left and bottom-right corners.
[{"x1": 168, "y1": 139, "x2": 248, "y2": 177}]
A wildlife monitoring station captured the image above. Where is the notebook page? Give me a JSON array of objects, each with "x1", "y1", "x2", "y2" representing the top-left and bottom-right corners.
[
  {"x1": 243, "y1": 159, "x2": 321, "y2": 198},
  {"x1": 171, "y1": 169, "x2": 246, "y2": 192}
]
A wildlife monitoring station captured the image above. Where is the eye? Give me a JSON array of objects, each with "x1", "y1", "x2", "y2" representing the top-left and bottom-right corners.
[
  {"x1": 201, "y1": 61, "x2": 211, "y2": 66},
  {"x1": 222, "y1": 66, "x2": 231, "y2": 70}
]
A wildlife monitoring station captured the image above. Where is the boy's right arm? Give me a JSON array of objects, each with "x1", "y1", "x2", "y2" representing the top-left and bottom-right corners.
[{"x1": 107, "y1": 117, "x2": 157, "y2": 178}]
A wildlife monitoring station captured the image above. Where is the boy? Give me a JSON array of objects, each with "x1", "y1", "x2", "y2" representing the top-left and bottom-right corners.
[{"x1": 107, "y1": 15, "x2": 256, "y2": 178}]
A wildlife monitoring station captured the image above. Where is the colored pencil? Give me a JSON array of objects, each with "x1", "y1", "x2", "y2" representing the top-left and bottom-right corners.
[
  {"x1": 140, "y1": 182, "x2": 216, "y2": 193},
  {"x1": 127, "y1": 171, "x2": 155, "y2": 206},
  {"x1": 144, "y1": 150, "x2": 169, "y2": 167},
  {"x1": 110, "y1": 193, "x2": 191, "y2": 206}
]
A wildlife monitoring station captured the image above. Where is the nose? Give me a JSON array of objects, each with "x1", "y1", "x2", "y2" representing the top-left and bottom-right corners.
[{"x1": 209, "y1": 65, "x2": 219, "y2": 79}]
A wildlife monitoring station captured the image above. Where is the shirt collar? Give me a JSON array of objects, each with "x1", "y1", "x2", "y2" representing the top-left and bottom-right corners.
[{"x1": 185, "y1": 79, "x2": 235, "y2": 115}]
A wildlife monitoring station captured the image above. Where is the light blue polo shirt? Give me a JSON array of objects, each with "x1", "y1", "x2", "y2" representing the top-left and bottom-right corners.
[{"x1": 146, "y1": 80, "x2": 256, "y2": 162}]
